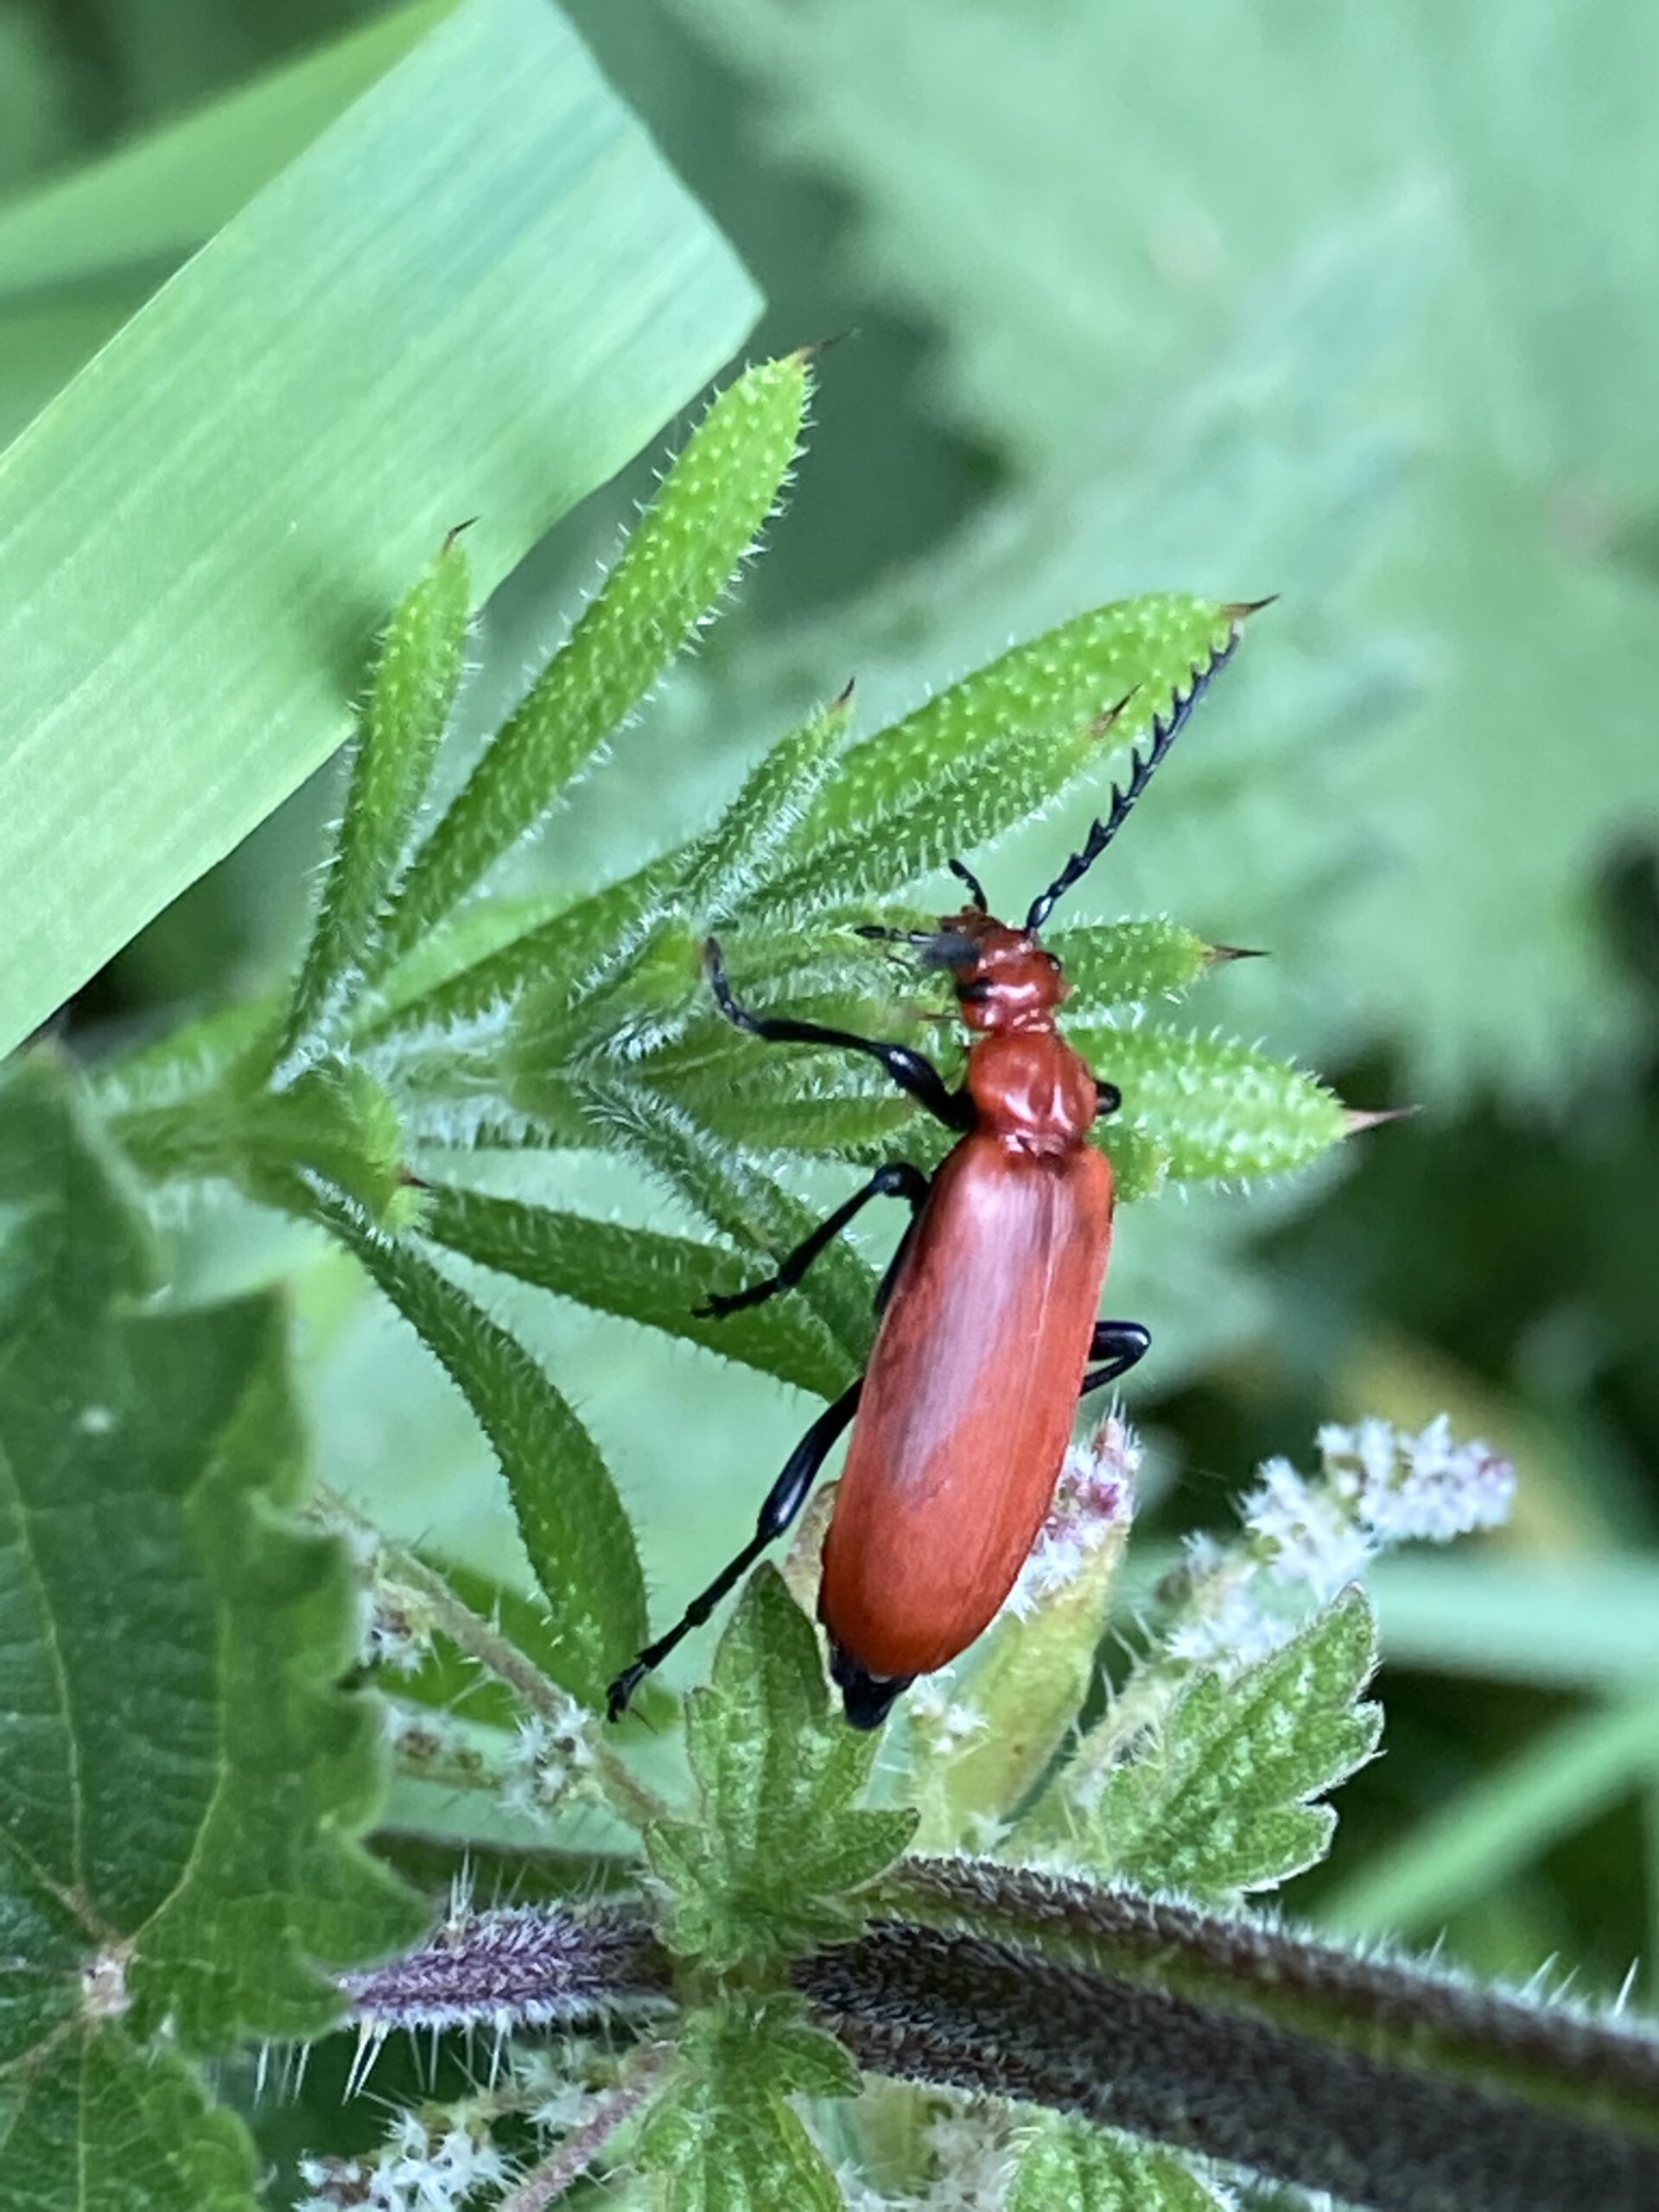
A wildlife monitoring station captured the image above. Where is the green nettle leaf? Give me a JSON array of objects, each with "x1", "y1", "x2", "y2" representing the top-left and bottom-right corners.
[
  {"x1": 313, "y1": 1185, "x2": 647, "y2": 1712},
  {"x1": 1010, "y1": 2117, "x2": 1232, "y2": 2211},
  {"x1": 278, "y1": 530, "x2": 473, "y2": 1063},
  {"x1": 644, "y1": 1567, "x2": 915, "y2": 1970},
  {"x1": 1073, "y1": 1588, "x2": 1381, "y2": 1897},
  {"x1": 638, "y1": 1999, "x2": 855, "y2": 2211},
  {"x1": 376, "y1": 351, "x2": 815, "y2": 968},
  {"x1": 0, "y1": 1060, "x2": 422, "y2": 2202},
  {"x1": 1069, "y1": 1019, "x2": 1348, "y2": 1183},
  {"x1": 740, "y1": 595, "x2": 1237, "y2": 917},
  {"x1": 419, "y1": 1182, "x2": 853, "y2": 1400}
]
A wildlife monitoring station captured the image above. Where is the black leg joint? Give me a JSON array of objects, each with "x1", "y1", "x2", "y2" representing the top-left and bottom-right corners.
[{"x1": 1078, "y1": 1319, "x2": 1151, "y2": 1397}]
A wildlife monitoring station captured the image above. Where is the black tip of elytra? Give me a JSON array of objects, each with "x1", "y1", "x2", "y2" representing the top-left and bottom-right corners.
[{"x1": 830, "y1": 1640, "x2": 913, "y2": 1731}]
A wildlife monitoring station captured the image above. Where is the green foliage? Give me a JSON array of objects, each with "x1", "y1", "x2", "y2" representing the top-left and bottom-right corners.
[
  {"x1": 639, "y1": 1999, "x2": 856, "y2": 2210},
  {"x1": 1071, "y1": 1589, "x2": 1382, "y2": 1897},
  {"x1": 1010, "y1": 2119, "x2": 1231, "y2": 2212},
  {"x1": 279, "y1": 529, "x2": 473, "y2": 1063},
  {"x1": 376, "y1": 350, "x2": 814, "y2": 967},
  {"x1": 670, "y1": 0, "x2": 1659, "y2": 1103},
  {"x1": 0, "y1": 0, "x2": 760, "y2": 1062},
  {"x1": 313, "y1": 1184, "x2": 646, "y2": 1714},
  {"x1": 0, "y1": 1060, "x2": 420, "y2": 2199},
  {"x1": 419, "y1": 1179, "x2": 854, "y2": 1399},
  {"x1": 645, "y1": 1568, "x2": 915, "y2": 1971}
]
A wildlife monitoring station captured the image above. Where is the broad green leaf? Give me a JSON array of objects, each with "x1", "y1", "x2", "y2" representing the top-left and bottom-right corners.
[
  {"x1": 744, "y1": 595, "x2": 1240, "y2": 915},
  {"x1": 0, "y1": 0, "x2": 760, "y2": 1059},
  {"x1": 1064, "y1": 1587, "x2": 1381, "y2": 1897},
  {"x1": 278, "y1": 532, "x2": 473, "y2": 1063},
  {"x1": 0, "y1": 1059, "x2": 421, "y2": 2200},
  {"x1": 0, "y1": 3, "x2": 451, "y2": 305},
  {"x1": 419, "y1": 1182, "x2": 853, "y2": 1400},
  {"x1": 313, "y1": 1185, "x2": 647, "y2": 1712},
  {"x1": 1070, "y1": 1019, "x2": 1348, "y2": 1183},
  {"x1": 638, "y1": 1999, "x2": 853, "y2": 2212},
  {"x1": 376, "y1": 352, "x2": 814, "y2": 967},
  {"x1": 1010, "y1": 2120, "x2": 1229, "y2": 2212},
  {"x1": 645, "y1": 1567, "x2": 915, "y2": 1969}
]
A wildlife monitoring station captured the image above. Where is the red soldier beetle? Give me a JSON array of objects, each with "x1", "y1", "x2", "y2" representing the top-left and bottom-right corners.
[{"x1": 608, "y1": 620, "x2": 1250, "y2": 1727}]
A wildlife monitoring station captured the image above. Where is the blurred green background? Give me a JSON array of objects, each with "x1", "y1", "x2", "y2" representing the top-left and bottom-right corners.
[{"x1": 9, "y1": 0, "x2": 1658, "y2": 2001}]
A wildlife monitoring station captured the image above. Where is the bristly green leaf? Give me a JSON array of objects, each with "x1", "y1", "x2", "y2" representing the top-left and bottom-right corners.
[
  {"x1": 1071, "y1": 1018, "x2": 1348, "y2": 1182},
  {"x1": 311, "y1": 1184, "x2": 647, "y2": 1712},
  {"x1": 1067, "y1": 1587, "x2": 1381, "y2": 1897},
  {"x1": 683, "y1": 686, "x2": 857, "y2": 918},
  {"x1": 644, "y1": 1567, "x2": 915, "y2": 1970},
  {"x1": 418, "y1": 1181, "x2": 854, "y2": 1400},
  {"x1": 638, "y1": 1999, "x2": 854, "y2": 2211},
  {"x1": 376, "y1": 352, "x2": 815, "y2": 969},
  {"x1": 277, "y1": 530, "x2": 472, "y2": 1065},
  {"x1": 0, "y1": 1058, "x2": 422, "y2": 2199},
  {"x1": 1047, "y1": 919, "x2": 1217, "y2": 1012},
  {"x1": 235, "y1": 1058, "x2": 421, "y2": 1230},
  {"x1": 741, "y1": 594, "x2": 1237, "y2": 914},
  {"x1": 588, "y1": 1085, "x2": 875, "y2": 1376},
  {"x1": 1010, "y1": 2117, "x2": 1232, "y2": 2211}
]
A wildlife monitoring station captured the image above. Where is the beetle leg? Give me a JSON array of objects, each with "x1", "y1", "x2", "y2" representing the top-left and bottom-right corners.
[
  {"x1": 1078, "y1": 1319, "x2": 1150, "y2": 1397},
  {"x1": 697, "y1": 1160, "x2": 930, "y2": 1319},
  {"x1": 606, "y1": 1380, "x2": 863, "y2": 1720},
  {"x1": 704, "y1": 937, "x2": 972, "y2": 1131}
]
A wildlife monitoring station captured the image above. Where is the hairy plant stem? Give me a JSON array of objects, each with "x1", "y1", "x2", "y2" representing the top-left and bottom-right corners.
[
  {"x1": 317, "y1": 1485, "x2": 671, "y2": 1831},
  {"x1": 873, "y1": 1858, "x2": 1659, "y2": 2138},
  {"x1": 493, "y1": 2048, "x2": 670, "y2": 2212}
]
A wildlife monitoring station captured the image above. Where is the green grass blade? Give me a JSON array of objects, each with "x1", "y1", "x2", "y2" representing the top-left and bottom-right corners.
[
  {"x1": 0, "y1": 0, "x2": 760, "y2": 1060},
  {"x1": 1324, "y1": 1692, "x2": 1659, "y2": 1940},
  {"x1": 0, "y1": 1, "x2": 452, "y2": 303},
  {"x1": 375, "y1": 352, "x2": 813, "y2": 969}
]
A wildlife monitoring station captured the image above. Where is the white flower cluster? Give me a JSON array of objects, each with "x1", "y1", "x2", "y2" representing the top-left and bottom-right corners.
[
  {"x1": 1007, "y1": 1413, "x2": 1139, "y2": 1616},
  {"x1": 296, "y1": 2113, "x2": 505, "y2": 2212},
  {"x1": 1170, "y1": 1414, "x2": 1515, "y2": 1669},
  {"x1": 501, "y1": 1701, "x2": 596, "y2": 1826}
]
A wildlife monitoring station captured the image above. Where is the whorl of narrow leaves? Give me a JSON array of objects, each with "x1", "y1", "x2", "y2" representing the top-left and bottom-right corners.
[
  {"x1": 683, "y1": 686, "x2": 856, "y2": 918},
  {"x1": 1071, "y1": 1017, "x2": 1348, "y2": 1182},
  {"x1": 741, "y1": 594, "x2": 1237, "y2": 916},
  {"x1": 278, "y1": 530, "x2": 472, "y2": 1063},
  {"x1": 1033, "y1": 1590, "x2": 1381, "y2": 1897},
  {"x1": 376, "y1": 353, "x2": 814, "y2": 966},
  {"x1": 418, "y1": 1180, "x2": 854, "y2": 1400},
  {"x1": 311, "y1": 1183, "x2": 647, "y2": 1713},
  {"x1": 593, "y1": 1084, "x2": 876, "y2": 1373},
  {"x1": 643, "y1": 1567, "x2": 915, "y2": 1971}
]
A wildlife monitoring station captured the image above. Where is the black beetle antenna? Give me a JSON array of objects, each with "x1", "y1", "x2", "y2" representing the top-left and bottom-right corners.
[{"x1": 1024, "y1": 619, "x2": 1253, "y2": 935}]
